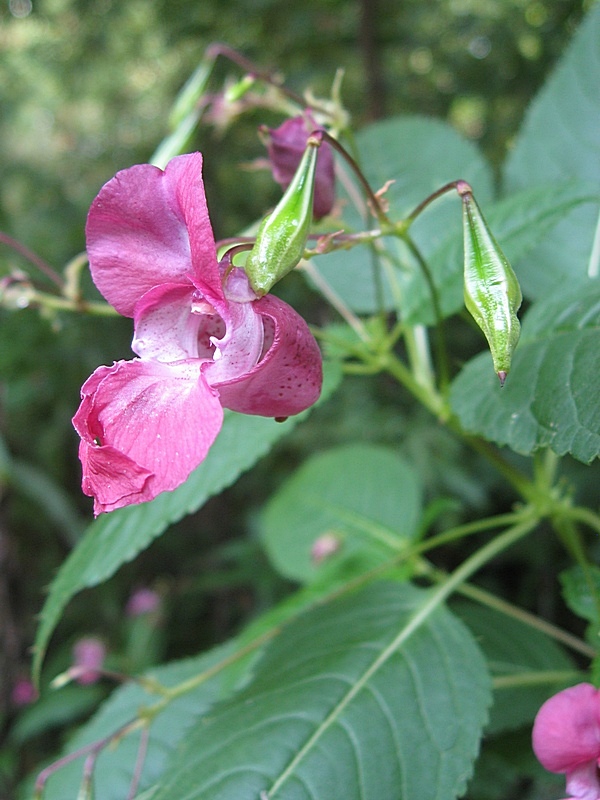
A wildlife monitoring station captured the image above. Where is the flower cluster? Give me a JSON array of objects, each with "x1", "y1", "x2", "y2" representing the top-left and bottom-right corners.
[
  {"x1": 73, "y1": 153, "x2": 322, "y2": 514},
  {"x1": 532, "y1": 683, "x2": 600, "y2": 800}
]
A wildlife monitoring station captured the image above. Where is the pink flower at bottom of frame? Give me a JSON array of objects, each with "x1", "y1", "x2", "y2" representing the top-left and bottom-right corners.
[{"x1": 532, "y1": 683, "x2": 600, "y2": 800}]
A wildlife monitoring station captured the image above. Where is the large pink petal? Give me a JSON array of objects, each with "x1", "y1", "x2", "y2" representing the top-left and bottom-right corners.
[
  {"x1": 532, "y1": 684, "x2": 600, "y2": 773},
  {"x1": 73, "y1": 359, "x2": 223, "y2": 513},
  {"x1": 213, "y1": 294, "x2": 322, "y2": 417},
  {"x1": 86, "y1": 153, "x2": 221, "y2": 316}
]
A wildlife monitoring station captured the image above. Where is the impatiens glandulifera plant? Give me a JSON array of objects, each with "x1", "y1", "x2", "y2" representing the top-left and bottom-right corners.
[
  {"x1": 73, "y1": 152, "x2": 322, "y2": 514},
  {"x1": 1, "y1": 9, "x2": 600, "y2": 800}
]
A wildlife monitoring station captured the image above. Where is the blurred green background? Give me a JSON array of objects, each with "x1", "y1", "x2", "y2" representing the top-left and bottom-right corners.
[{"x1": 0, "y1": 0, "x2": 594, "y2": 794}]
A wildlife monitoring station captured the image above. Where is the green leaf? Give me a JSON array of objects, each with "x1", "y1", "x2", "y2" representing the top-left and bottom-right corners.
[
  {"x1": 260, "y1": 443, "x2": 422, "y2": 583},
  {"x1": 40, "y1": 643, "x2": 243, "y2": 800},
  {"x1": 150, "y1": 581, "x2": 491, "y2": 800},
  {"x1": 449, "y1": 281, "x2": 600, "y2": 462},
  {"x1": 502, "y1": 4, "x2": 600, "y2": 300},
  {"x1": 33, "y1": 361, "x2": 343, "y2": 684},
  {"x1": 454, "y1": 601, "x2": 577, "y2": 735},
  {"x1": 311, "y1": 115, "x2": 493, "y2": 314}
]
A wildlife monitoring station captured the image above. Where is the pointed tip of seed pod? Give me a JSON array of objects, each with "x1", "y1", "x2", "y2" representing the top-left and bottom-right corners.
[{"x1": 497, "y1": 370, "x2": 507, "y2": 387}]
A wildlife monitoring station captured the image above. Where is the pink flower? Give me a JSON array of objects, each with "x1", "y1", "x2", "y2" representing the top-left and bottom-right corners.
[
  {"x1": 72, "y1": 637, "x2": 106, "y2": 685},
  {"x1": 532, "y1": 683, "x2": 600, "y2": 800},
  {"x1": 73, "y1": 153, "x2": 322, "y2": 514},
  {"x1": 264, "y1": 114, "x2": 335, "y2": 219},
  {"x1": 126, "y1": 587, "x2": 161, "y2": 617},
  {"x1": 11, "y1": 678, "x2": 38, "y2": 707}
]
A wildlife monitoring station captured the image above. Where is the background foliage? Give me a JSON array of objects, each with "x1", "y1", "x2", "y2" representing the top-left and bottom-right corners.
[{"x1": 0, "y1": 0, "x2": 598, "y2": 798}]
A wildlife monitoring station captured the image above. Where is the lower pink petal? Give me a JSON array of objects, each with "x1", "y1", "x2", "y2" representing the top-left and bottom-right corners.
[
  {"x1": 214, "y1": 294, "x2": 322, "y2": 417},
  {"x1": 73, "y1": 359, "x2": 223, "y2": 513}
]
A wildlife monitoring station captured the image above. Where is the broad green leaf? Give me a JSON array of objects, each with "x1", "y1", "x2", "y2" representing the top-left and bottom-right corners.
[
  {"x1": 33, "y1": 361, "x2": 342, "y2": 684},
  {"x1": 502, "y1": 4, "x2": 600, "y2": 300},
  {"x1": 405, "y1": 181, "x2": 598, "y2": 325},
  {"x1": 311, "y1": 115, "x2": 493, "y2": 314},
  {"x1": 40, "y1": 643, "x2": 242, "y2": 800},
  {"x1": 261, "y1": 443, "x2": 422, "y2": 582},
  {"x1": 454, "y1": 602, "x2": 577, "y2": 735},
  {"x1": 449, "y1": 281, "x2": 600, "y2": 462},
  {"x1": 150, "y1": 581, "x2": 491, "y2": 800}
]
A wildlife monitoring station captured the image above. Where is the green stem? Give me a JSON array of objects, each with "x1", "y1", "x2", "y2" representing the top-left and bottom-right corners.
[
  {"x1": 28, "y1": 290, "x2": 118, "y2": 316},
  {"x1": 401, "y1": 234, "x2": 450, "y2": 390},
  {"x1": 493, "y1": 670, "x2": 584, "y2": 690},
  {"x1": 566, "y1": 505, "x2": 600, "y2": 536},
  {"x1": 454, "y1": 578, "x2": 596, "y2": 659}
]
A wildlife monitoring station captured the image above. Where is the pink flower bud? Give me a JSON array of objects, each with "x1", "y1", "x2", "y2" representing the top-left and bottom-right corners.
[
  {"x1": 126, "y1": 587, "x2": 161, "y2": 617},
  {"x1": 532, "y1": 683, "x2": 600, "y2": 800},
  {"x1": 11, "y1": 678, "x2": 38, "y2": 707},
  {"x1": 264, "y1": 114, "x2": 335, "y2": 220},
  {"x1": 72, "y1": 637, "x2": 106, "y2": 685},
  {"x1": 311, "y1": 532, "x2": 341, "y2": 564}
]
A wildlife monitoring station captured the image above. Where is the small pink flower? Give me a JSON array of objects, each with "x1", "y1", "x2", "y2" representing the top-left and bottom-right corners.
[
  {"x1": 11, "y1": 678, "x2": 38, "y2": 707},
  {"x1": 532, "y1": 683, "x2": 600, "y2": 800},
  {"x1": 311, "y1": 532, "x2": 341, "y2": 564},
  {"x1": 264, "y1": 113, "x2": 335, "y2": 219},
  {"x1": 126, "y1": 587, "x2": 161, "y2": 617},
  {"x1": 72, "y1": 637, "x2": 106, "y2": 685},
  {"x1": 73, "y1": 153, "x2": 322, "y2": 514}
]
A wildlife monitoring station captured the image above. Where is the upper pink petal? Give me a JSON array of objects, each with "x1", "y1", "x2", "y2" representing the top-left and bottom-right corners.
[
  {"x1": 213, "y1": 293, "x2": 322, "y2": 417},
  {"x1": 532, "y1": 684, "x2": 600, "y2": 773},
  {"x1": 86, "y1": 153, "x2": 221, "y2": 316},
  {"x1": 73, "y1": 358, "x2": 224, "y2": 513}
]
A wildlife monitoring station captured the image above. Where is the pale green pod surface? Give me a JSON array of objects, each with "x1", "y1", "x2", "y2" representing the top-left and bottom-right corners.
[
  {"x1": 245, "y1": 140, "x2": 319, "y2": 297},
  {"x1": 462, "y1": 192, "x2": 523, "y2": 384}
]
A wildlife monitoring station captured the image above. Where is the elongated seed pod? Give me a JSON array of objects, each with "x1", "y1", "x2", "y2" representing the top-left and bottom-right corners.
[
  {"x1": 245, "y1": 137, "x2": 319, "y2": 297},
  {"x1": 460, "y1": 186, "x2": 522, "y2": 385}
]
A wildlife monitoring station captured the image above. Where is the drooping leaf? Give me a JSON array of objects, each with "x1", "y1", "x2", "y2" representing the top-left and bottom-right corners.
[
  {"x1": 449, "y1": 281, "x2": 600, "y2": 463},
  {"x1": 454, "y1": 601, "x2": 577, "y2": 735},
  {"x1": 33, "y1": 361, "x2": 342, "y2": 684},
  {"x1": 149, "y1": 581, "x2": 491, "y2": 800},
  {"x1": 260, "y1": 443, "x2": 422, "y2": 583},
  {"x1": 311, "y1": 115, "x2": 493, "y2": 314},
  {"x1": 502, "y1": 3, "x2": 600, "y2": 300}
]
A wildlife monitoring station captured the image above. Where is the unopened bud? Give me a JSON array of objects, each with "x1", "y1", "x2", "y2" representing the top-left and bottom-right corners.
[
  {"x1": 245, "y1": 136, "x2": 320, "y2": 296},
  {"x1": 459, "y1": 184, "x2": 522, "y2": 384},
  {"x1": 264, "y1": 114, "x2": 335, "y2": 220}
]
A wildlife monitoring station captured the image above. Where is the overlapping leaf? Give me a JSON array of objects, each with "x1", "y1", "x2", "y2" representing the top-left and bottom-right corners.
[
  {"x1": 149, "y1": 581, "x2": 491, "y2": 800},
  {"x1": 450, "y1": 281, "x2": 600, "y2": 462}
]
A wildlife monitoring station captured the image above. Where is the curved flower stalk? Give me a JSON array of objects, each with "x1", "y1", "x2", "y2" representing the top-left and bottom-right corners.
[
  {"x1": 532, "y1": 683, "x2": 600, "y2": 800},
  {"x1": 73, "y1": 153, "x2": 322, "y2": 515}
]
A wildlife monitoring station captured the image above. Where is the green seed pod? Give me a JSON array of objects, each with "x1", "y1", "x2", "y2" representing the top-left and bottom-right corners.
[
  {"x1": 460, "y1": 186, "x2": 522, "y2": 385},
  {"x1": 245, "y1": 136, "x2": 319, "y2": 297}
]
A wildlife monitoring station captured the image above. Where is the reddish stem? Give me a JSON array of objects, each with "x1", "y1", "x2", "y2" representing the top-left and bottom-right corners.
[{"x1": 0, "y1": 231, "x2": 63, "y2": 288}]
